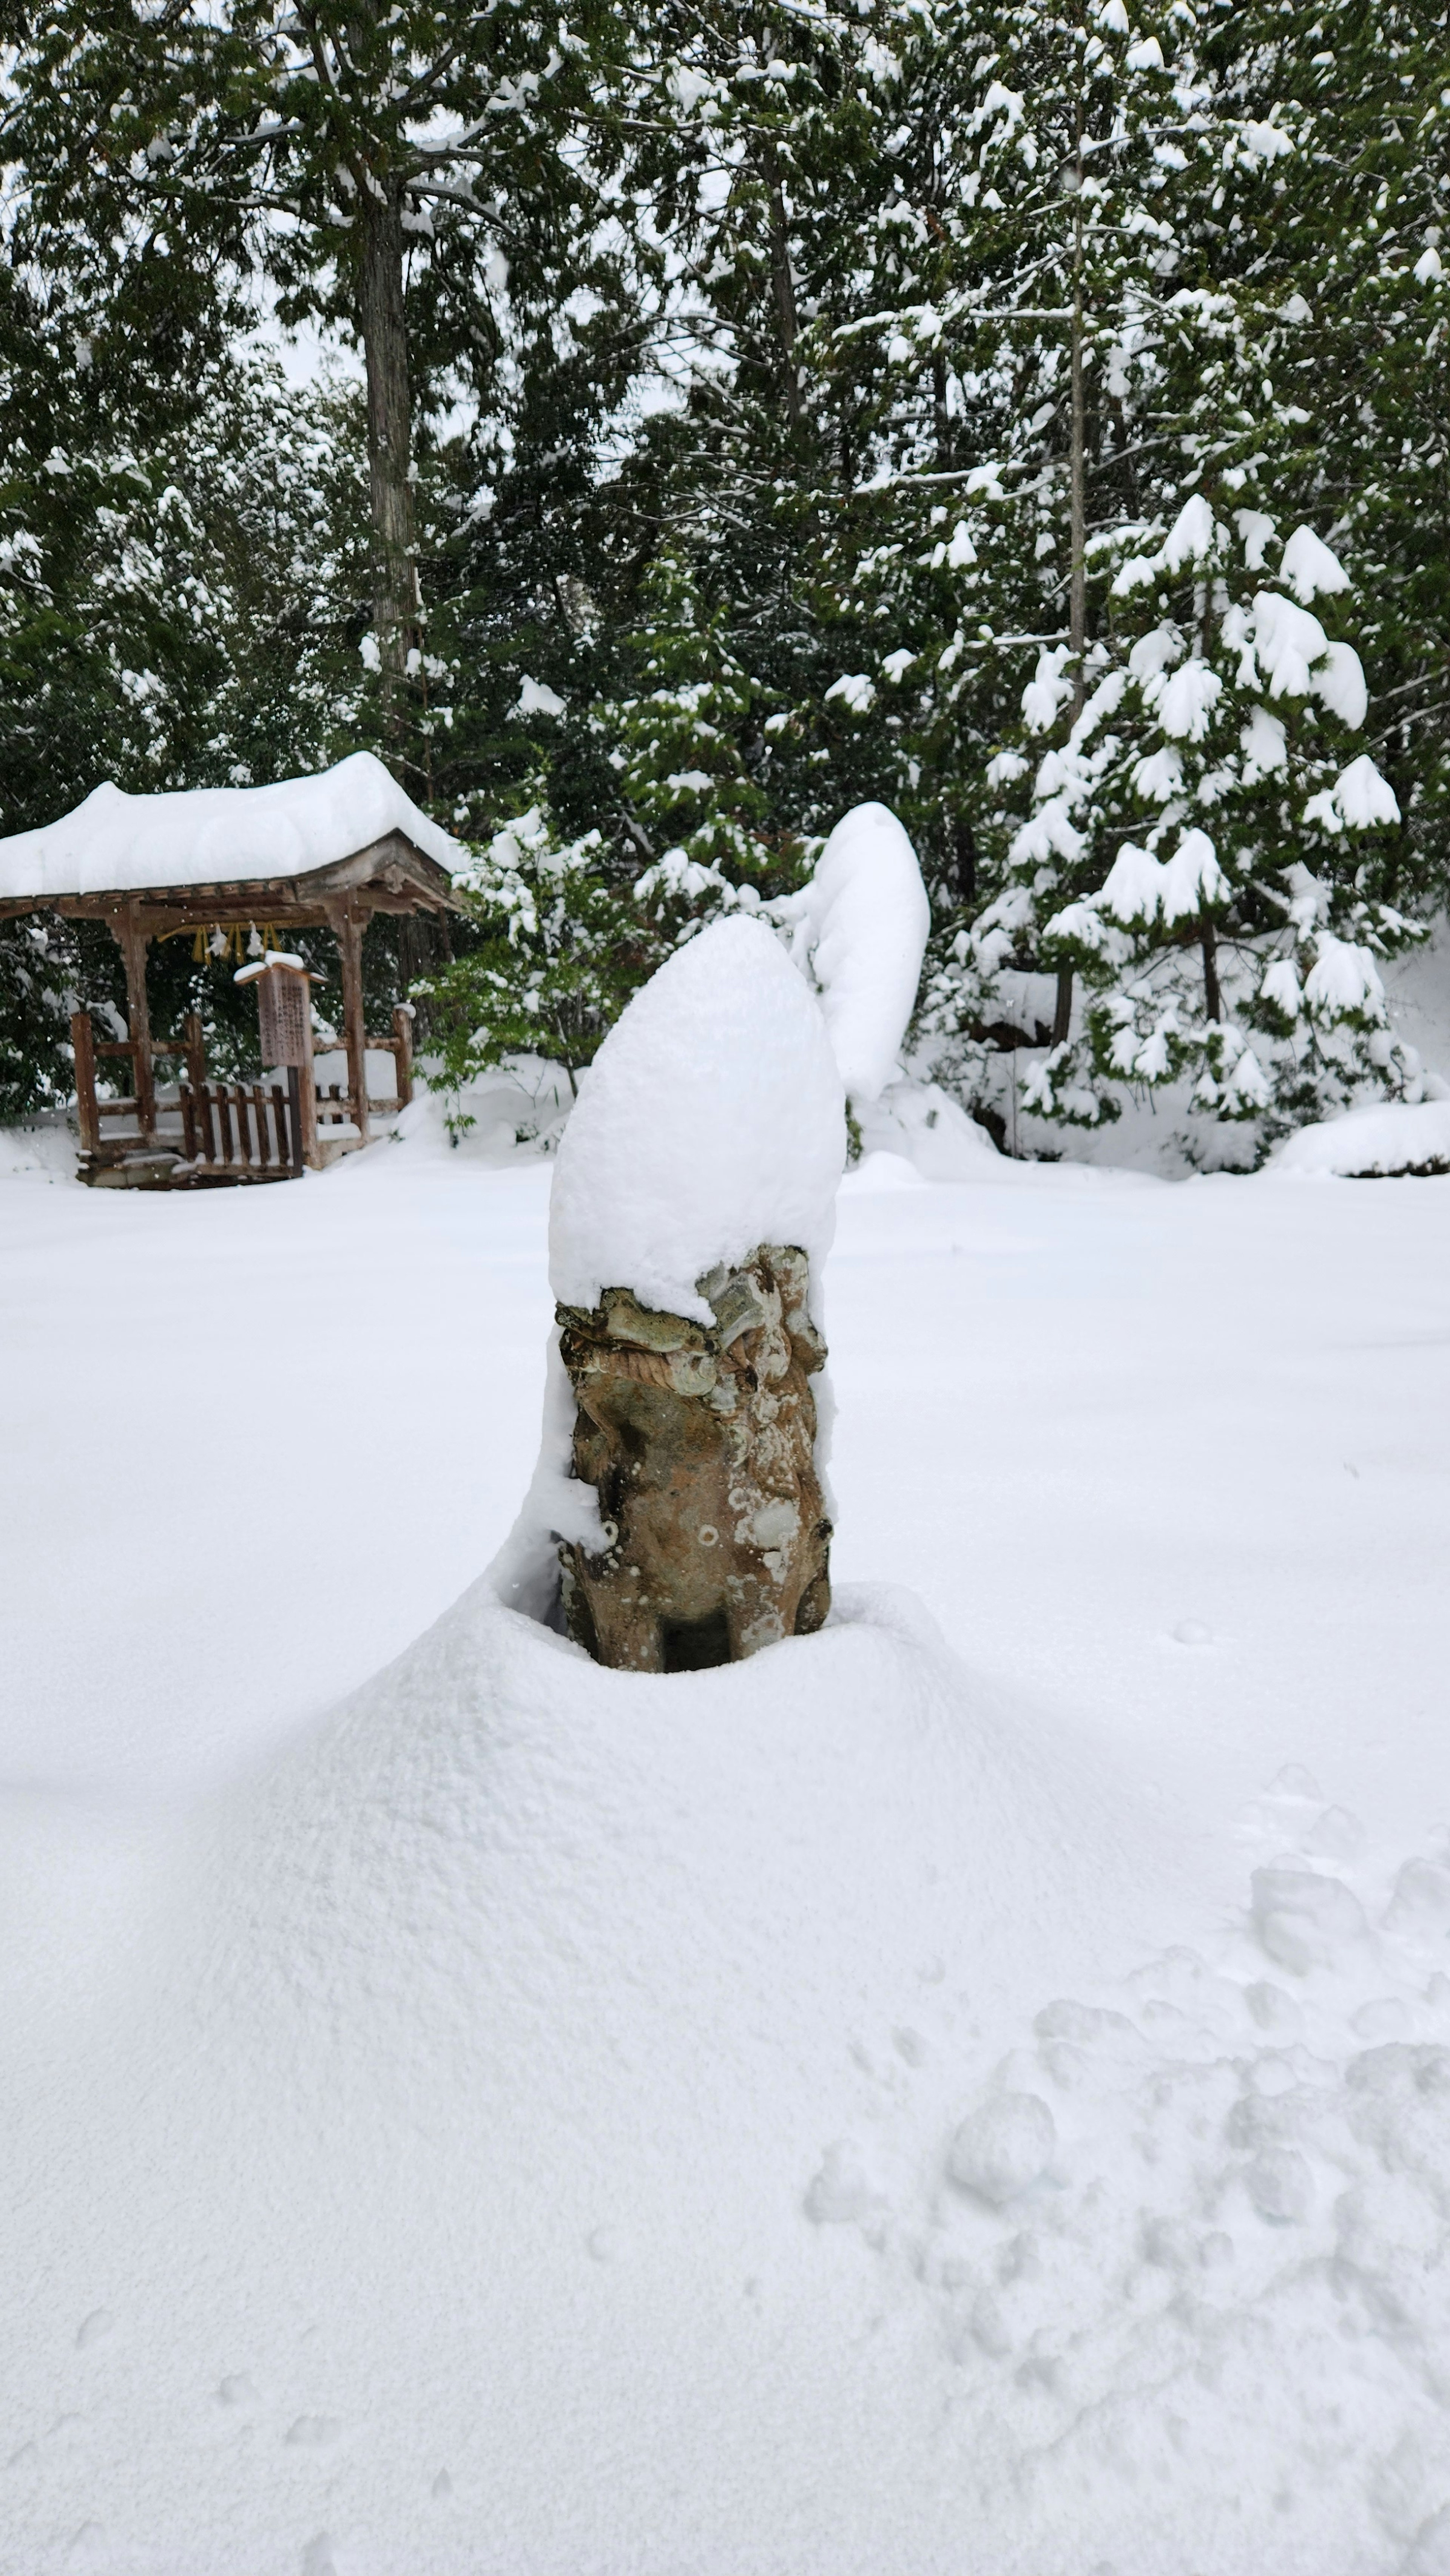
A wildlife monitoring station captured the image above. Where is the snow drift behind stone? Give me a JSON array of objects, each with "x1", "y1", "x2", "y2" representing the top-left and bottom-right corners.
[
  {"x1": 775, "y1": 801, "x2": 931, "y2": 1102},
  {"x1": 0, "y1": 749, "x2": 461, "y2": 898},
  {"x1": 549, "y1": 912, "x2": 845, "y2": 1323},
  {"x1": 1270, "y1": 1097, "x2": 1450, "y2": 1177}
]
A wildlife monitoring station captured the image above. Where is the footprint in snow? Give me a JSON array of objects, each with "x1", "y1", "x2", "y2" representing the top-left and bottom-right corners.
[
  {"x1": 948, "y1": 2094, "x2": 1057, "y2": 2207},
  {"x1": 285, "y1": 2415, "x2": 343, "y2": 2447},
  {"x1": 217, "y1": 2374, "x2": 258, "y2": 2406},
  {"x1": 74, "y1": 2310, "x2": 113, "y2": 2351},
  {"x1": 587, "y1": 2226, "x2": 631, "y2": 2262},
  {"x1": 432, "y1": 2469, "x2": 453, "y2": 2499}
]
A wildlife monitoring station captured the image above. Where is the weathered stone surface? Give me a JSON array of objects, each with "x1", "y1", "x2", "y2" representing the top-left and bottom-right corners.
[{"x1": 556, "y1": 1244, "x2": 831, "y2": 1672}]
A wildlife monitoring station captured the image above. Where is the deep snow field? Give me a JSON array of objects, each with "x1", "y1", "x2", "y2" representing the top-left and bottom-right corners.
[{"x1": 3, "y1": 1094, "x2": 1450, "y2": 2576}]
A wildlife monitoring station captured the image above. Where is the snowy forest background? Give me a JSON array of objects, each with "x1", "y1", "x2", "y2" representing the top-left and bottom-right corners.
[{"x1": 0, "y1": 0, "x2": 1445, "y2": 1164}]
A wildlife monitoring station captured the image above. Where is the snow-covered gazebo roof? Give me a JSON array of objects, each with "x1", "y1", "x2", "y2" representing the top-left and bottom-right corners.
[
  {"x1": 0, "y1": 751, "x2": 463, "y2": 915},
  {"x1": 3, "y1": 752, "x2": 466, "y2": 1187}
]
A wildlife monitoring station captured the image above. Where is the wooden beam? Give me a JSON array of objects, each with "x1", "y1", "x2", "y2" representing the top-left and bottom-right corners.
[
  {"x1": 113, "y1": 906, "x2": 156, "y2": 1139},
  {"x1": 291, "y1": 832, "x2": 459, "y2": 909},
  {"x1": 392, "y1": 1003, "x2": 414, "y2": 1108},
  {"x1": 292, "y1": 980, "x2": 319, "y2": 1168},
  {"x1": 70, "y1": 1011, "x2": 100, "y2": 1156},
  {"x1": 183, "y1": 1010, "x2": 206, "y2": 1093},
  {"x1": 330, "y1": 904, "x2": 370, "y2": 1145}
]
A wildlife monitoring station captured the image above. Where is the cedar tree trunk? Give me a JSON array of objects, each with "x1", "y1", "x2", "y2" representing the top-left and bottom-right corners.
[{"x1": 357, "y1": 177, "x2": 420, "y2": 729}]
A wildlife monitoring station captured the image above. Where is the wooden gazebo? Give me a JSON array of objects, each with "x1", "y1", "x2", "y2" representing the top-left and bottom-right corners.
[{"x1": 0, "y1": 752, "x2": 461, "y2": 1186}]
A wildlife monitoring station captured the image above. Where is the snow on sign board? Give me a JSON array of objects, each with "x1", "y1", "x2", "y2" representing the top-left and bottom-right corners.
[
  {"x1": 0, "y1": 750, "x2": 461, "y2": 900},
  {"x1": 236, "y1": 954, "x2": 312, "y2": 1067}
]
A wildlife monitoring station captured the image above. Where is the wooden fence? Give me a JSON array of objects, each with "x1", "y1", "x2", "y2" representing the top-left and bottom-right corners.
[
  {"x1": 71, "y1": 999, "x2": 414, "y2": 1187},
  {"x1": 179, "y1": 1074, "x2": 304, "y2": 1179}
]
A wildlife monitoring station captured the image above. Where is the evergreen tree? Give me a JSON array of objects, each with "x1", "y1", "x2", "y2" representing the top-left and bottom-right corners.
[
  {"x1": 1011, "y1": 495, "x2": 1423, "y2": 1140},
  {"x1": 2, "y1": 0, "x2": 635, "y2": 769},
  {"x1": 414, "y1": 803, "x2": 647, "y2": 1127}
]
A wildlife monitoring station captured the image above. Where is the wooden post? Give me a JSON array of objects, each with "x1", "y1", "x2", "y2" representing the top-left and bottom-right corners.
[
  {"x1": 392, "y1": 1002, "x2": 414, "y2": 1108},
  {"x1": 289, "y1": 975, "x2": 319, "y2": 1167},
  {"x1": 332, "y1": 905, "x2": 371, "y2": 1144},
  {"x1": 113, "y1": 906, "x2": 156, "y2": 1140},
  {"x1": 250, "y1": 955, "x2": 319, "y2": 1165},
  {"x1": 183, "y1": 1009, "x2": 205, "y2": 1094},
  {"x1": 285, "y1": 1069, "x2": 304, "y2": 1175},
  {"x1": 70, "y1": 1010, "x2": 100, "y2": 1156}
]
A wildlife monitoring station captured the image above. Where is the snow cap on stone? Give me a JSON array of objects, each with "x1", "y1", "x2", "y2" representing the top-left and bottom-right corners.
[
  {"x1": 777, "y1": 802, "x2": 931, "y2": 1103},
  {"x1": 549, "y1": 913, "x2": 845, "y2": 1324}
]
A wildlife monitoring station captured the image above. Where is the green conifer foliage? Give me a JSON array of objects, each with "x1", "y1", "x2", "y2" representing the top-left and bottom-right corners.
[{"x1": 1007, "y1": 498, "x2": 1424, "y2": 1138}]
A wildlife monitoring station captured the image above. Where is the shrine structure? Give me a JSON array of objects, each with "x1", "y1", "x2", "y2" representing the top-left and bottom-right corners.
[{"x1": 0, "y1": 752, "x2": 461, "y2": 1187}]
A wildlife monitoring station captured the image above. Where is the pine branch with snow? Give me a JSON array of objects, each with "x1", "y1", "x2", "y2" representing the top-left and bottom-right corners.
[{"x1": 1004, "y1": 494, "x2": 1428, "y2": 1142}]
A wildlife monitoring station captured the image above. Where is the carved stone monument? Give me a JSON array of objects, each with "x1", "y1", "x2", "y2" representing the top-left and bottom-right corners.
[{"x1": 556, "y1": 1242, "x2": 831, "y2": 1672}]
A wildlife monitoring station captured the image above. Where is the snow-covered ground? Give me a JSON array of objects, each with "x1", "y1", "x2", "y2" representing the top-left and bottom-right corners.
[{"x1": 3, "y1": 1099, "x2": 1450, "y2": 2574}]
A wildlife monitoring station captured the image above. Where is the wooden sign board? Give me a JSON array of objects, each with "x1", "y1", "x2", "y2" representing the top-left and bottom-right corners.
[{"x1": 244, "y1": 956, "x2": 312, "y2": 1068}]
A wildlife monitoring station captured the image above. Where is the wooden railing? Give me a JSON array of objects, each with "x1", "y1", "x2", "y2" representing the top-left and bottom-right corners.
[
  {"x1": 179, "y1": 1076, "x2": 303, "y2": 1177},
  {"x1": 367, "y1": 1005, "x2": 415, "y2": 1115},
  {"x1": 305, "y1": 1005, "x2": 415, "y2": 1152},
  {"x1": 70, "y1": 997, "x2": 413, "y2": 1183}
]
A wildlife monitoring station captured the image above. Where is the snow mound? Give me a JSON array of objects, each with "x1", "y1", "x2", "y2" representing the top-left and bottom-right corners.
[
  {"x1": 859, "y1": 1078, "x2": 1002, "y2": 1181},
  {"x1": 0, "y1": 1578, "x2": 1171, "y2": 2576},
  {"x1": 1271, "y1": 1099, "x2": 1450, "y2": 1178},
  {"x1": 8, "y1": 1576, "x2": 1450, "y2": 2570},
  {"x1": 0, "y1": 750, "x2": 461, "y2": 898},
  {"x1": 775, "y1": 802, "x2": 931, "y2": 1102},
  {"x1": 0, "y1": 1117, "x2": 77, "y2": 1182},
  {"x1": 548, "y1": 911, "x2": 845, "y2": 1322}
]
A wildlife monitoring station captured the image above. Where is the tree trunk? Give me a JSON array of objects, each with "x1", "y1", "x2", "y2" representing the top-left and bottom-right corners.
[
  {"x1": 933, "y1": 350, "x2": 950, "y2": 467},
  {"x1": 1057, "y1": 90, "x2": 1088, "y2": 1060},
  {"x1": 356, "y1": 177, "x2": 419, "y2": 732},
  {"x1": 1068, "y1": 200, "x2": 1086, "y2": 718},
  {"x1": 760, "y1": 142, "x2": 803, "y2": 429},
  {"x1": 1201, "y1": 914, "x2": 1222, "y2": 1025},
  {"x1": 952, "y1": 812, "x2": 977, "y2": 906}
]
